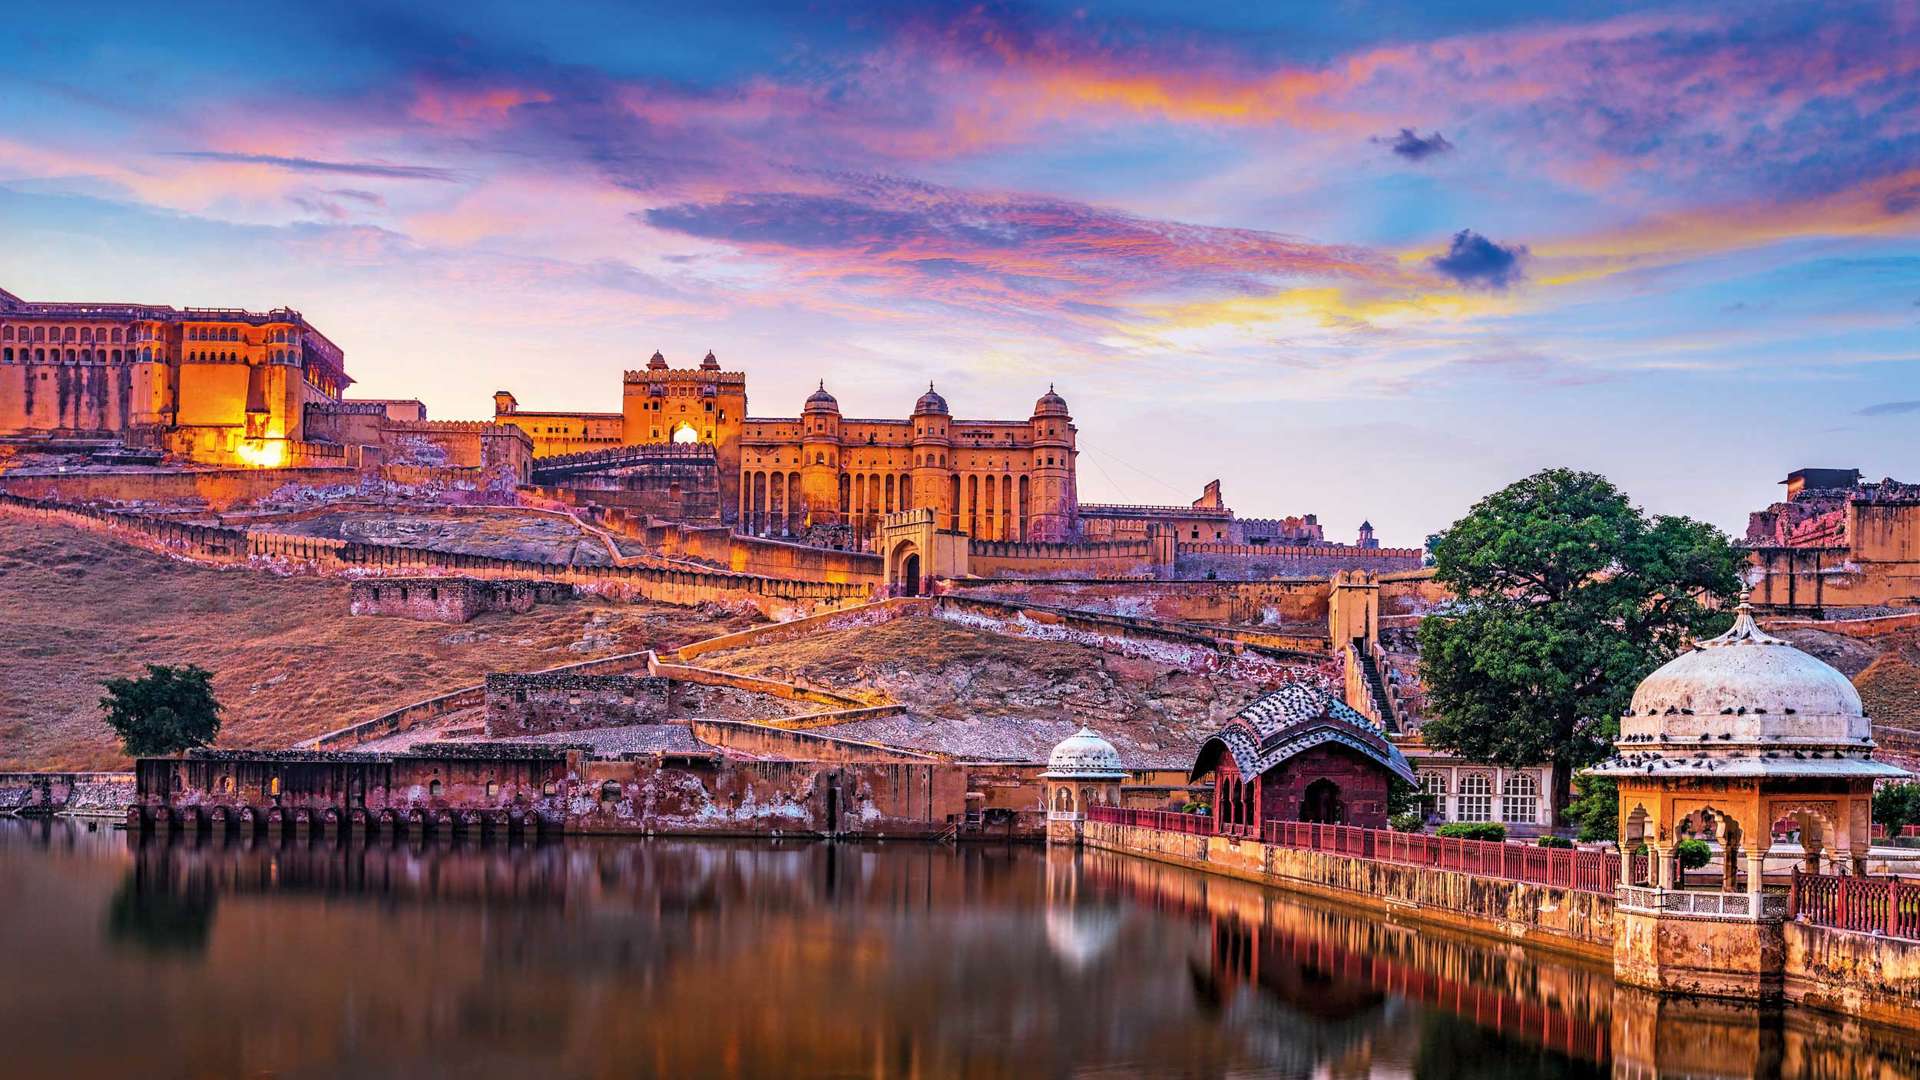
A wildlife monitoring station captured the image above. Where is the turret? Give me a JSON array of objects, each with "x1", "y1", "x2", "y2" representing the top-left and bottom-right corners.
[
  {"x1": 700, "y1": 349, "x2": 720, "y2": 371},
  {"x1": 911, "y1": 383, "x2": 954, "y2": 530},
  {"x1": 1357, "y1": 521, "x2": 1377, "y2": 548},
  {"x1": 799, "y1": 381, "x2": 842, "y2": 530},
  {"x1": 1029, "y1": 384, "x2": 1076, "y2": 541},
  {"x1": 492, "y1": 390, "x2": 518, "y2": 416}
]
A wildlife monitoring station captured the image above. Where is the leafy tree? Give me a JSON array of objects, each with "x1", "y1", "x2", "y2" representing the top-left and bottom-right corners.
[
  {"x1": 1675, "y1": 838, "x2": 1713, "y2": 870},
  {"x1": 1563, "y1": 773, "x2": 1620, "y2": 842},
  {"x1": 1874, "y1": 783, "x2": 1920, "y2": 835},
  {"x1": 100, "y1": 664, "x2": 222, "y2": 757},
  {"x1": 1418, "y1": 469, "x2": 1740, "y2": 788}
]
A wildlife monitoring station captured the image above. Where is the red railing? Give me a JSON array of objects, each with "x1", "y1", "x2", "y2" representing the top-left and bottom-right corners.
[
  {"x1": 1085, "y1": 806, "x2": 1620, "y2": 896},
  {"x1": 1792, "y1": 871, "x2": 1920, "y2": 939}
]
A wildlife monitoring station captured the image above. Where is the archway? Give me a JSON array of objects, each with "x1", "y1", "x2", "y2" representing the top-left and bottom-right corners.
[
  {"x1": 1301, "y1": 779, "x2": 1345, "y2": 824},
  {"x1": 671, "y1": 422, "x2": 699, "y2": 444},
  {"x1": 889, "y1": 539, "x2": 923, "y2": 595}
]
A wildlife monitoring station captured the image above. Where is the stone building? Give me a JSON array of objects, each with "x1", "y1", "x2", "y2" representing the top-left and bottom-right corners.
[
  {"x1": 0, "y1": 285, "x2": 349, "y2": 464},
  {"x1": 1190, "y1": 683, "x2": 1418, "y2": 832},
  {"x1": 1746, "y1": 467, "x2": 1920, "y2": 612},
  {"x1": 496, "y1": 353, "x2": 1079, "y2": 542},
  {"x1": 1590, "y1": 602, "x2": 1908, "y2": 998}
]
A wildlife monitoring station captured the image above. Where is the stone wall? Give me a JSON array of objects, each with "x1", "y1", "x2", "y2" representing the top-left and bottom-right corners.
[
  {"x1": 941, "y1": 578, "x2": 1332, "y2": 628},
  {"x1": 349, "y1": 577, "x2": 574, "y2": 623},
  {"x1": 0, "y1": 465, "x2": 361, "y2": 510},
  {"x1": 966, "y1": 538, "x2": 1163, "y2": 579},
  {"x1": 0, "y1": 771, "x2": 134, "y2": 816},
  {"x1": 484, "y1": 673, "x2": 676, "y2": 735},
  {"x1": 1174, "y1": 542, "x2": 1425, "y2": 580},
  {"x1": 1084, "y1": 819, "x2": 1615, "y2": 960},
  {"x1": 1785, "y1": 919, "x2": 1920, "y2": 1025}
]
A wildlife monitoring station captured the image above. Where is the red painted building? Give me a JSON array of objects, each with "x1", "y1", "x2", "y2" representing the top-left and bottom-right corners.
[{"x1": 1190, "y1": 683, "x2": 1416, "y2": 831}]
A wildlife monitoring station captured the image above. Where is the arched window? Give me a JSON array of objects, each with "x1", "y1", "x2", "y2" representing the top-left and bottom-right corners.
[
  {"x1": 1418, "y1": 770, "x2": 1447, "y2": 818},
  {"x1": 1501, "y1": 772, "x2": 1539, "y2": 824},
  {"x1": 269, "y1": 776, "x2": 281, "y2": 796},
  {"x1": 1457, "y1": 772, "x2": 1493, "y2": 822},
  {"x1": 429, "y1": 779, "x2": 443, "y2": 797}
]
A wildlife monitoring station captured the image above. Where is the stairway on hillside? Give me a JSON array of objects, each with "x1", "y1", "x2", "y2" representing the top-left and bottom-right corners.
[{"x1": 1353, "y1": 638, "x2": 1397, "y2": 733}]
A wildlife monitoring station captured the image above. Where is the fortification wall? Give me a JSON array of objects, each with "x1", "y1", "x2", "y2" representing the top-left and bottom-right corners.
[
  {"x1": 687, "y1": 720, "x2": 940, "y2": 764},
  {"x1": 0, "y1": 493, "x2": 869, "y2": 621},
  {"x1": 932, "y1": 595, "x2": 1338, "y2": 687},
  {"x1": 0, "y1": 466, "x2": 359, "y2": 510},
  {"x1": 569, "y1": 757, "x2": 974, "y2": 838},
  {"x1": 588, "y1": 510, "x2": 885, "y2": 586},
  {"x1": 349, "y1": 578, "x2": 574, "y2": 623},
  {"x1": 1785, "y1": 919, "x2": 1920, "y2": 1026},
  {"x1": 941, "y1": 578, "x2": 1332, "y2": 628},
  {"x1": 1174, "y1": 542, "x2": 1424, "y2": 580},
  {"x1": 484, "y1": 672, "x2": 675, "y2": 735},
  {"x1": 966, "y1": 538, "x2": 1159, "y2": 579},
  {"x1": 1750, "y1": 544, "x2": 1920, "y2": 612}
]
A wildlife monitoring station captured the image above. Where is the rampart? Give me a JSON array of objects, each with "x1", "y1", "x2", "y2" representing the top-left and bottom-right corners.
[
  {"x1": 0, "y1": 492, "x2": 871, "y2": 620},
  {"x1": 349, "y1": 577, "x2": 575, "y2": 623},
  {"x1": 966, "y1": 537, "x2": 1166, "y2": 579},
  {"x1": 1173, "y1": 542, "x2": 1424, "y2": 580},
  {"x1": 0, "y1": 465, "x2": 360, "y2": 510}
]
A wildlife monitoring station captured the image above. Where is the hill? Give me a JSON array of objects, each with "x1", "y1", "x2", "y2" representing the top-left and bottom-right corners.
[{"x1": 0, "y1": 517, "x2": 749, "y2": 771}]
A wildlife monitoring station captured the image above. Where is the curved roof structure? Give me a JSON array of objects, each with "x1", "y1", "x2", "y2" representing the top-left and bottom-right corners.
[
  {"x1": 1044, "y1": 726, "x2": 1128, "y2": 779},
  {"x1": 1189, "y1": 683, "x2": 1416, "y2": 784},
  {"x1": 1590, "y1": 603, "x2": 1907, "y2": 780}
]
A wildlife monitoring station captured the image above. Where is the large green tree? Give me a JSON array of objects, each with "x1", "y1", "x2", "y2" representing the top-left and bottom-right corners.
[
  {"x1": 100, "y1": 663, "x2": 223, "y2": 757},
  {"x1": 1417, "y1": 469, "x2": 1740, "y2": 778}
]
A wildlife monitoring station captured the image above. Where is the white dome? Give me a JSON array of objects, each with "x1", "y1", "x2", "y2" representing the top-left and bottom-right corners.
[
  {"x1": 1043, "y1": 727, "x2": 1127, "y2": 779},
  {"x1": 1624, "y1": 606, "x2": 1867, "y2": 747}
]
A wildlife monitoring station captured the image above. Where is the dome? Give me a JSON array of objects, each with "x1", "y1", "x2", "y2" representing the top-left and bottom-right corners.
[
  {"x1": 700, "y1": 350, "x2": 720, "y2": 371},
  {"x1": 1590, "y1": 603, "x2": 1906, "y2": 780},
  {"x1": 1033, "y1": 384, "x2": 1070, "y2": 417},
  {"x1": 646, "y1": 350, "x2": 668, "y2": 370},
  {"x1": 1043, "y1": 726, "x2": 1128, "y2": 779},
  {"x1": 803, "y1": 380, "x2": 839, "y2": 413},
  {"x1": 913, "y1": 382, "x2": 949, "y2": 416}
]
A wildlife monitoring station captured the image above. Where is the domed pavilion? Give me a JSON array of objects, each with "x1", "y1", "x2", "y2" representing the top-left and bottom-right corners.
[
  {"x1": 1043, "y1": 727, "x2": 1129, "y2": 844},
  {"x1": 1591, "y1": 602, "x2": 1906, "y2": 888}
]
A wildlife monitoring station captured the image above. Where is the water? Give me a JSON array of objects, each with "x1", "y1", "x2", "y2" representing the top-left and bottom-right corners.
[{"x1": 3, "y1": 820, "x2": 1918, "y2": 1078}]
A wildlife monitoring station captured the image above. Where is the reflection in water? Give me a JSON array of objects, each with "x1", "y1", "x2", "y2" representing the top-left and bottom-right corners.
[{"x1": 2, "y1": 819, "x2": 1919, "y2": 1078}]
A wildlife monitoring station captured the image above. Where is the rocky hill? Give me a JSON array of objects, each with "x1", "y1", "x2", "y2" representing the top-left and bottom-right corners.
[{"x1": 0, "y1": 517, "x2": 750, "y2": 771}]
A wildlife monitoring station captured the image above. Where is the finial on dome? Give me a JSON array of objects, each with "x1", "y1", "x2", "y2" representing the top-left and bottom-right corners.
[{"x1": 819, "y1": 379, "x2": 825, "y2": 391}]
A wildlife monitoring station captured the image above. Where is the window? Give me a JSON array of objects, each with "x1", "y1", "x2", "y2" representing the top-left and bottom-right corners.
[
  {"x1": 429, "y1": 779, "x2": 443, "y2": 797},
  {"x1": 1419, "y1": 770, "x2": 1447, "y2": 817},
  {"x1": 1457, "y1": 772, "x2": 1493, "y2": 822},
  {"x1": 1502, "y1": 772, "x2": 1539, "y2": 824}
]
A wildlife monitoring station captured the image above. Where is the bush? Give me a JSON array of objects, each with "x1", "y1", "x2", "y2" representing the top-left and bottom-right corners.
[
  {"x1": 1675, "y1": 838, "x2": 1712, "y2": 870},
  {"x1": 1436, "y1": 822, "x2": 1507, "y2": 842},
  {"x1": 1565, "y1": 773, "x2": 1619, "y2": 842},
  {"x1": 1536, "y1": 835, "x2": 1574, "y2": 849},
  {"x1": 1875, "y1": 782, "x2": 1920, "y2": 834},
  {"x1": 100, "y1": 663, "x2": 222, "y2": 757},
  {"x1": 1389, "y1": 811, "x2": 1426, "y2": 833}
]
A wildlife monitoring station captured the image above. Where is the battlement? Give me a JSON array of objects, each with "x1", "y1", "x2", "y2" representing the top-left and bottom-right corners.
[
  {"x1": 1081, "y1": 502, "x2": 1235, "y2": 519},
  {"x1": 622, "y1": 369, "x2": 746, "y2": 383}
]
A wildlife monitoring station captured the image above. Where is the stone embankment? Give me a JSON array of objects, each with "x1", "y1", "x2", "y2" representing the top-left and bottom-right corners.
[{"x1": 0, "y1": 772, "x2": 135, "y2": 816}]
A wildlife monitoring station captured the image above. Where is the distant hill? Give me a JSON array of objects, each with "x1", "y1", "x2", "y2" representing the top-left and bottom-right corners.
[{"x1": 0, "y1": 517, "x2": 749, "y2": 771}]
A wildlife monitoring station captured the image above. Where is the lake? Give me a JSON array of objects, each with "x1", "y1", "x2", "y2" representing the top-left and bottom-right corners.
[{"x1": 3, "y1": 818, "x2": 1916, "y2": 1078}]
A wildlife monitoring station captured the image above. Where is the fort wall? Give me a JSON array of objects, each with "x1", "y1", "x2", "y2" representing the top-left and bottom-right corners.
[
  {"x1": 0, "y1": 466, "x2": 361, "y2": 510},
  {"x1": 1174, "y1": 542, "x2": 1424, "y2": 580},
  {"x1": 942, "y1": 578, "x2": 1332, "y2": 628},
  {"x1": 349, "y1": 577, "x2": 575, "y2": 623},
  {"x1": 0, "y1": 772, "x2": 134, "y2": 816}
]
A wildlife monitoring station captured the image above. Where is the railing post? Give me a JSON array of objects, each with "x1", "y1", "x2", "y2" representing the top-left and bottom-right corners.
[{"x1": 1891, "y1": 878, "x2": 1902, "y2": 937}]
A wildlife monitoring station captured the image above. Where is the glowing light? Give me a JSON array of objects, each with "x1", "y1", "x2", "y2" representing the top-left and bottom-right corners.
[{"x1": 233, "y1": 439, "x2": 288, "y2": 468}]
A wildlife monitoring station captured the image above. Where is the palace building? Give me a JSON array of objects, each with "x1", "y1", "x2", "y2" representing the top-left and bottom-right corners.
[
  {"x1": 0, "y1": 285, "x2": 349, "y2": 465},
  {"x1": 495, "y1": 351, "x2": 1080, "y2": 543}
]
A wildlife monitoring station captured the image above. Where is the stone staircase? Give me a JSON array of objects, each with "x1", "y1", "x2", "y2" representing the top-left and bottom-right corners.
[{"x1": 1352, "y1": 637, "x2": 1398, "y2": 733}]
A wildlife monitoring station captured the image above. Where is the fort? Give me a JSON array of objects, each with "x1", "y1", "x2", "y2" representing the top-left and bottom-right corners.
[{"x1": 8, "y1": 280, "x2": 1920, "y2": 1038}]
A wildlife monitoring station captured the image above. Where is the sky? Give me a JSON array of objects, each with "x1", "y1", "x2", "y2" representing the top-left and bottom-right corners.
[{"x1": 1, "y1": 0, "x2": 1915, "y2": 544}]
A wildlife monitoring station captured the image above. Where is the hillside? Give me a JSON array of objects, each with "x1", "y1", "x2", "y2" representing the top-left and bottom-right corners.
[
  {"x1": 696, "y1": 613, "x2": 1280, "y2": 765},
  {"x1": 0, "y1": 517, "x2": 751, "y2": 771}
]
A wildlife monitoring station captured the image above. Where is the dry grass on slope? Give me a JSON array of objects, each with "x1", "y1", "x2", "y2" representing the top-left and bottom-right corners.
[{"x1": 0, "y1": 517, "x2": 752, "y2": 771}]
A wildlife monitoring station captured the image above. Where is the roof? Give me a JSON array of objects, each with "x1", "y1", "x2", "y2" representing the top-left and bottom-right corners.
[{"x1": 1189, "y1": 683, "x2": 1416, "y2": 784}]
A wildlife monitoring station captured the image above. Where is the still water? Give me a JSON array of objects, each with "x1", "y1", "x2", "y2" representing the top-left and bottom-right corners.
[{"x1": 3, "y1": 819, "x2": 1917, "y2": 1079}]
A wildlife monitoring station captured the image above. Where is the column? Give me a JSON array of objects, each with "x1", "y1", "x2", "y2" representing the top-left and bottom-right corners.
[
  {"x1": 1655, "y1": 845, "x2": 1674, "y2": 889},
  {"x1": 1746, "y1": 851, "x2": 1766, "y2": 903}
]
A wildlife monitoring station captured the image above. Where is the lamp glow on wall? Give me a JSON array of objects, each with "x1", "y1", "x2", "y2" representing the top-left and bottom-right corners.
[{"x1": 233, "y1": 439, "x2": 288, "y2": 468}]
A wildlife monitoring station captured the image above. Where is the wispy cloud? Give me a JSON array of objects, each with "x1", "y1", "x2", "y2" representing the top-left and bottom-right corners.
[
  {"x1": 162, "y1": 151, "x2": 459, "y2": 182},
  {"x1": 1860, "y1": 400, "x2": 1920, "y2": 416},
  {"x1": 1373, "y1": 128, "x2": 1453, "y2": 161}
]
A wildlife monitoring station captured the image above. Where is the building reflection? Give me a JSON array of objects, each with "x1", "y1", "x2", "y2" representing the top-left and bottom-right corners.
[{"x1": 2, "y1": 822, "x2": 1917, "y2": 1078}]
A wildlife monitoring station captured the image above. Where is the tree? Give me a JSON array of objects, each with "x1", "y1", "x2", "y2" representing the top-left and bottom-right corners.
[
  {"x1": 1874, "y1": 783, "x2": 1920, "y2": 835},
  {"x1": 100, "y1": 664, "x2": 223, "y2": 757},
  {"x1": 1418, "y1": 469, "x2": 1740, "y2": 784},
  {"x1": 1563, "y1": 773, "x2": 1620, "y2": 842}
]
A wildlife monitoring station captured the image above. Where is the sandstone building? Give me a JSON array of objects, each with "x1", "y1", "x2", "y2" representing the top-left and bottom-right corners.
[
  {"x1": 0, "y1": 285, "x2": 348, "y2": 465},
  {"x1": 1746, "y1": 467, "x2": 1920, "y2": 612}
]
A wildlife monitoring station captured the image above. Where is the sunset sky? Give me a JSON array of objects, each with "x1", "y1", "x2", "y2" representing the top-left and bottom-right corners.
[{"x1": 2, "y1": 1, "x2": 1915, "y2": 542}]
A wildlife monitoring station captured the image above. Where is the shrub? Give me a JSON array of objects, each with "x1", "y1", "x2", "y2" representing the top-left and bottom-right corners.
[
  {"x1": 1536, "y1": 835, "x2": 1574, "y2": 849},
  {"x1": 1389, "y1": 811, "x2": 1426, "y2": 833},
  {"x1": 1436, "y1": 822, "x2": 1507, "y2": 842},
  {"x1": 1675, "y1": 838, "x2": 1712, "y2": 870},
  {"x1": 100, "y1": 663, "x2": 222, "y2": 757}
]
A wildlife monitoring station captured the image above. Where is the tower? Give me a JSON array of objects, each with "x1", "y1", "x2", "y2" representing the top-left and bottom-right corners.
[
  {"x1": 1357, "y1": 520, "x2": 1378, "y2": 548},
  {"x1": 1028, "y1": 385, "x2": 1077, "y2": 542},
  {"x1": 911, "y1": 383, "x2": 954, "y2": 532},
  {"x1": 799, "y1": 381, "x2": 842, "y2": 535},
  {"x1": 621, "y1": 350, "x2": 747, "y2": 523}
]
